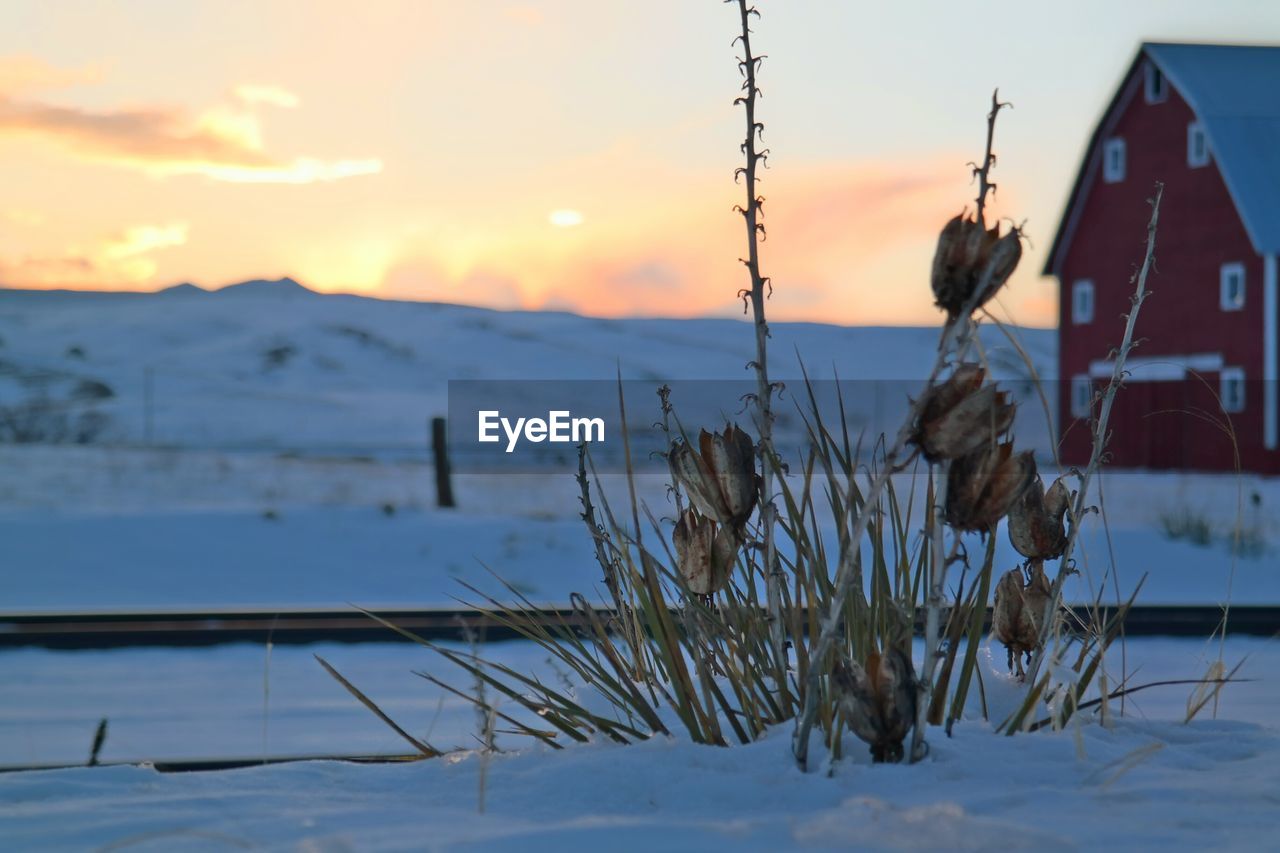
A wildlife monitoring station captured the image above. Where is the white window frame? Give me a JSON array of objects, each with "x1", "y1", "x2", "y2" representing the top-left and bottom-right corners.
[
  {"x1": 1187, "y1": 121, "x2": 1210, "y2": 168},
  {"x1": 1071, "y1": 375, "x2": 1093, "y2": 419},
  {"x1": 1071, "y1": 279, "x2": 1095, "y2": 325},
  {"x1": 1221, "y1": 367, "x2": 1245, "y2": 413},
  {"x1": 1145, "y1": 64, "x2": 1167, "y2": 104},
  {"x1": 1220, "y1": 262, "x2": 1246, "y2": 311},
  {"x1": 1103, "y1": 138, "x2": 1126, "y2": 183}
]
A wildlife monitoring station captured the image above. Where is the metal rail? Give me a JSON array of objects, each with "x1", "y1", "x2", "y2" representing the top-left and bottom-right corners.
[
  {"x1": 0, "y1": 753, "x2": 426, "y2": 775},
  {"x1": 1, "y1": 605, "x2": 1275, "y2": 649}
]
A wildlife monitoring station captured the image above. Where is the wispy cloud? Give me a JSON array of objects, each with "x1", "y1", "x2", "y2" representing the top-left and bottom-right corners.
[
  {"x1": 530, "y1": 159, "x2": 971, "y2": 322},
  {"x1": 0, "y1": 55, "x2": 100, "y2": 95},
  {"x1": 233, "y1": 84, "x2": 301, "y2": 109},
  {"x1": 0, "y1": 222, "x2": 187, "y2": 288},
  {"x1": 0, "y1": 59, "x2": 380, "y2": 184}
]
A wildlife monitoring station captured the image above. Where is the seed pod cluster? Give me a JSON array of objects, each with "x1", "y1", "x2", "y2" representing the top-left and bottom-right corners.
[
  {"x1": 668, "y1": 425, "x2": 759, "y2": 529},
  {"x1": 945, "y1": 441, "x2": 1036, "y2": 532},
  {"x1": 1007, "y1": 474, "x2": 1072, "y2": 560},
  {"x1": 832, "y1": 646, "x2": 918, "y2": 763},
  {"x1": 912, "y1": 364, "x2": 1016, "y2": 462},
  {"x1": 669, "y1": 424, "x2": 759, "y2": 597},
  {"x1": 672, "y1": 510, "x2": 739, "y2": 597},
  {"x1": 991, "y1": 561, "x2": 1053, "y2": 678},
  {"x1": 931, "y1": 214, "x2": 1022, "y2": 320}
]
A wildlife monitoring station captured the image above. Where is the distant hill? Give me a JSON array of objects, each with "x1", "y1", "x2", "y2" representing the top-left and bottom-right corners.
[
  {"x1": 1, "y1": 276, "x2": 314, "y2": 300},
  {"x1": 0, "y1": 283, "x2": 1055, "y2": 452}
]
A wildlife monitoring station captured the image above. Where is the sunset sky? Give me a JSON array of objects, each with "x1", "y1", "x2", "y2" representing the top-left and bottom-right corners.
[{"x1": 2, "y1": 1, "x2": 1278, "y2": 327}]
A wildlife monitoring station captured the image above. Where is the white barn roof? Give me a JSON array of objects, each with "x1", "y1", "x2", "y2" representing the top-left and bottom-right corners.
[{"x1": 1145, "y1": 42, "x2": 1280, "y2": 255}]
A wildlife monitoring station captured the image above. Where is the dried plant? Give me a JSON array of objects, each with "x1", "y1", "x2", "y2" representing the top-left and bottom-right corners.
[
  {"x1": 1001, "y1": 184, "x2": 1165, "y2": 735},
  {"x1": 323, "y1": 5, "x2": 1234, "y2": 780},
  {"x1": 1008, "y1": 475, "x2": 1072, "y2": 560},
  {"x1": 729, "y1": 0, "x2": 789, "y2": 689},
  {"x1": 832, "y1": 645, "x2": 918, "y2": 763}
]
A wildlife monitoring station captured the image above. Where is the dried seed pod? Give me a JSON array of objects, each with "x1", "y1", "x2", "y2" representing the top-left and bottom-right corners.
[
  {"x1": 985, "y1": 228, "x2": 1023, "y2": 296},
  {"x1": 1022, "y1": 559, "x2": 1053, "y2": 636},
  {"x1": 1043, "y1": 477, "x2": 1072, "y2": 518},
  {"x1": 992, "y1": 567, "x2": 1038, "y2": 678},
  {"x1": 669, "y1": 440, "x2": 728, "y2": 523},
  {"x1": 913, "y1": 364, "x2": 1016, "y2": 461},
  {"x1": 931, "y1": 214, "x2": 1022, "y2": 319},
  {"x1": 945, "y1": 442, "x2": 1036, "y2": 532},
  {"x1": 669, "y1": 425, "x2": 758, "y2": 528},
  {"x1": 1007, "y1": 474, "x2": 1070, "y2": 560},
  {"x1": 702, "y1": 424, "x2": 758, "y2": 525},
  {"x1": 672, "y1": 509, "x2": 738, "y2": 596},
  {"x1": 833, "y1": 646, "x2": 918, "y2": 763}
]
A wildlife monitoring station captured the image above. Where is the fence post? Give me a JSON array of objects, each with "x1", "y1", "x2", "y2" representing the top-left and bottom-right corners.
[
  {"x1": 431, "y1": 416, "x2": 455, "y2": 508},
  {"x1": 143, "y1": 366, "x2": 154, "y2": 446}
]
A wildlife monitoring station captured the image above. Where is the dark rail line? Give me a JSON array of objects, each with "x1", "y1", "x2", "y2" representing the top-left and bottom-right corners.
[
  {"x1": 0, "y1": 753, "x2": 426, "y2": 775},
  {"x1": 1, "y1": 605, "x2": 1275, "y2": 649}
]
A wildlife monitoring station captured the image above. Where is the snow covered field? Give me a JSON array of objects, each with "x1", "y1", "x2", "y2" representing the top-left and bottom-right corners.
[
  {"x1": 3, "y1": 283, "x2": 1275, "y2": 612},
  {"x1": 2, "y1": 284, "x2": 1279, "y2": 849},
  {"x1": 2, "y1": 637, "x2": 1277, "y2": 849},
  {"x1": 2, "y1": 451, "x2": 1276, "y2": 610}
]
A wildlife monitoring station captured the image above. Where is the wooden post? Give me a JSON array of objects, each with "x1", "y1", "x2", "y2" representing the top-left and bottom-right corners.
[
  {"x1": 431, "y1": 416, "x2": 455, "y2": 508},
  {"x1": 143, "y1": 366, "x2": 154, "y2": 446}
]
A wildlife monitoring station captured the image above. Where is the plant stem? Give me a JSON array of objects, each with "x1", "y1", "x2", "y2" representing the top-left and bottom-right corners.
[
  {"x1": 973, "y1": 89, "x2": 1003, "y2": 227},
  {"x1": 911, "y1": 467, "x2": 949, "y2": 760},
  {"x1": 793, "y1": 92, "x2": 1009, "y2": 770},
  {"x1": 732, "y1": 0, "x2": 788, "y2": 695},
  {"x1": 792, "y1": 310, "x2": 980, "y2": 769},
  {"x1": 1015, "y1": 182, "x2": 1164, "y2": 706}
]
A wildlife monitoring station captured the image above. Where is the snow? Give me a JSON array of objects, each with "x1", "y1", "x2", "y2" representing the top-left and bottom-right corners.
[
  {"x1": 0, "y1": 286, "x2": 1277, "y2": 611},
  {"x1": 0, "y1": 283, "x2": 1053, "y2": 450},
  {"x1": 2, "y1": 637, "x2": 1278, "y2": 850},
  {"x1": 3, "y1": 285, "x2": 1280, "y2": 847},
  {"x1": 2, "y1": 503, "x2": 1278, "y2": 611},
  {"x1": 7, "y1": 719, "x2": 1278, "y2": 851}
]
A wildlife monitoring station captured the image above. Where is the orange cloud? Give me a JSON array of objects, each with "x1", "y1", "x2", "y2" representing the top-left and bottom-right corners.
[
  {"x1": 530, "y1": 158, "x2": 976, "y2": 322},
  {"x1": 0, "y1": 222, "x2": 187, "y2": 288},
  {"x1": 0, "y1": 59, "x2": 379, "y2": 184}
]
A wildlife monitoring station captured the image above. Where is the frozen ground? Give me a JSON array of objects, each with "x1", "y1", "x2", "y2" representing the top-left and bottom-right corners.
[
  {"x1": 1, "y1": 636, "x2": 1277, "y2": 849},
  {"x1": 2, "y1": 455, "x2": 1277, "y2": 609},
  {"x1": 2, "y1": 283, "x2": 1275, "y2": 611},
  {"x1": 3, "y1": 285, "x2": 1279, "y2": 848}
]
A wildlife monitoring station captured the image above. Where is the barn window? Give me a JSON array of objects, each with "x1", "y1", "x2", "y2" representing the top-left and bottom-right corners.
[
  {"x1": 1187, "y1": 122, "x2": 1210, "y2": 168},
  {"x1": 1220, "y1": 262, "x2": 1246, "y2": 311},
  {"x1": 1071, "y1": 279, "x2": 1095, "y2": 324},
  {"x1": 1071, "y1": 375, "x2": 1093, "y2": 419},
  {"x1": 1145, "y1": 64, "x2": 1167, "y2": 103},
  {"x1": 1221, "y1": 367, "x2": 1245, "y2": 413},
  {"x1": 1103, "y1": 138, "x2": 1126, "y2": 183}
]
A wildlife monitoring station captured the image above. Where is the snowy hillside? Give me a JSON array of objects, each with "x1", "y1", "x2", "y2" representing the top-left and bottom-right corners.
[{"x1": 0, "y1": 278, "x2": 1055, "y2": 451}]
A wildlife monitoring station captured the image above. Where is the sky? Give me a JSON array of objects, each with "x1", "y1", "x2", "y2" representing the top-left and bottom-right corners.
[{"x1": 1, "y1": 1, "x2": 1278, "y2": 328}]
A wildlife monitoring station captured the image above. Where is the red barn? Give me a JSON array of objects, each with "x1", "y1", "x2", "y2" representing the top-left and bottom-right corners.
[{"x1": 1045, "y1": 43, "x2": 1280, "y2": 474}]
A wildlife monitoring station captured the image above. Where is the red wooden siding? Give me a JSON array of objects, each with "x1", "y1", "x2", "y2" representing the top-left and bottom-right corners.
[{"x1": 1055, "y1": 56, "x2": 1273, "y2": 473}]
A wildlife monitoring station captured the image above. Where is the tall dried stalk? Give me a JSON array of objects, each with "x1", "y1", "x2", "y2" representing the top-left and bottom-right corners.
[
  {"x1": 791, "y1": 93, "x2": 1012, "y2": 771},
  {"x1": 1014, "y1": 182, "x2": 1164, "y2": 699},
  {"x1": 731, "y1": 0, "x2": 788, "y2": 686},
  {"x1": 909, "y1": 91, "x2": 1008, "y2": 762}
]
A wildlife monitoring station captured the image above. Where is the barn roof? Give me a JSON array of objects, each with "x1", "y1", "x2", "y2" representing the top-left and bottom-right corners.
[{"x1": 1044, "y1": 42, "x2": 1280, "y2": 274}]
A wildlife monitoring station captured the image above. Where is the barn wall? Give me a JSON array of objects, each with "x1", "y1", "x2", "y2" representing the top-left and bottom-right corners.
[{"x1": 1055, "y1": 56, "x2": 1274, "y2": 474}]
